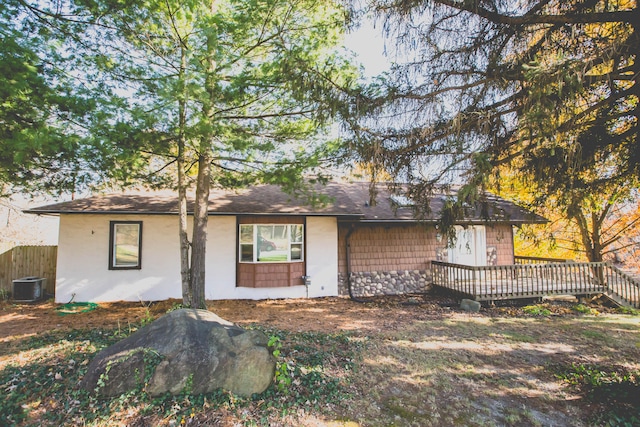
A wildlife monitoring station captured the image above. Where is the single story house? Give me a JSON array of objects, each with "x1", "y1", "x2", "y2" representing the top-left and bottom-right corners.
[{"x1": 26, "y1": 182, "x2": 546, "y2": 303}]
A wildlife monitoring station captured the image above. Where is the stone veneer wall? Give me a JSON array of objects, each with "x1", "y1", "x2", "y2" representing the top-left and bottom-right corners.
[
  {"x1": 338, "y1": 224, "x2": 437, "y2": 297},
  {"x1": 338, "y1": 270, "x2": 431, "y2": 297},
  {"x1": 337, "y1": 223, "x2": 515, "y2": 297}
]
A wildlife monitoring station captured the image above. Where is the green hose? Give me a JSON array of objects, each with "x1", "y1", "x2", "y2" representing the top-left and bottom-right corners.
[{"x1": 55, "y1": 302, "x2": 99, "y2": 316}]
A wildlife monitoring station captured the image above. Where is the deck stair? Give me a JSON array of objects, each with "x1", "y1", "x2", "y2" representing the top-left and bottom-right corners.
[
  {"x1": 601, "y1": 264, "x2": 640, "y2": 309},
  {"x1": 600, "y1": 292, "x2": 628, "y2": 308}
]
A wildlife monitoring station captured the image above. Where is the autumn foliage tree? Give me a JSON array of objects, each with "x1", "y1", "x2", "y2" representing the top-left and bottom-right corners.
[{"x1": 489, "y1": 167, "x2": 640, "y2": 263}]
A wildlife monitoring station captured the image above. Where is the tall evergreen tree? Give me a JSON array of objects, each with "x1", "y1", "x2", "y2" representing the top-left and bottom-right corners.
[
  {"x1": 350, "y1": 0, "x2": 638, "y2": 237},
  {"x1": 3, "y1": 0, "x2": 358, "y2": 307},
  {"x1": 0, "y1": 0, "x2": 101, "y2": 194}
]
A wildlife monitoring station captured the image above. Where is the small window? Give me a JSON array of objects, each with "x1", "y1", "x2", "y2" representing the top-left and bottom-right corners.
[
  {"x1": 109, "y1": 221, "x2": 142, "y2": 269},
  {"x1": 239, "y1": 224, "x2": 304, "y2": 263},
  {"x1": 239, "y1": 225, "x2": 254, "y2": 262}
]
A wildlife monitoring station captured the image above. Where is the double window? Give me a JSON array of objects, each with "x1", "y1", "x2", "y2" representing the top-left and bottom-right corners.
[
  {"x1": 239, "y1": 224, "x2": 303, "y2": 263},
  {"x1": 109, "y1": 221, "x2": 142, "y2": 269}
]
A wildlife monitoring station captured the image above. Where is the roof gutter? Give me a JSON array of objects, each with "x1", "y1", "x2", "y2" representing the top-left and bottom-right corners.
[{"x1": 23, "y1": 209, "x2": 364, "y2": 219}]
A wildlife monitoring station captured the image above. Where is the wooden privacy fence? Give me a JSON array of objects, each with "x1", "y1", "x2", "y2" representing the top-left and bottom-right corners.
[
  {"x1": 431, "y1": 260, "x2": 640, "y2": 308},
  {"x1": 0, "y1": 246, "x2": 57, "y2": 296}
]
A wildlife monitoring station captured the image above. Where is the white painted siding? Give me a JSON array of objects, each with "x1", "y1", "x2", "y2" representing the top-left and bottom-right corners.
[
  {"x1": 305, "y1": 217, "x2": 339, "y2": 297},
  {"x1": 56, "y1": 214, "x2": 339, "y2": 302},
  {"x1": 56, "y1": 214, "x2": 182, "y2": 303},
  {"x1": 204, "y1": 216, "x2": 238, "y2": 299},
  {"x1": 205, "y1": 216, "x2": 339, "y2": 300}
]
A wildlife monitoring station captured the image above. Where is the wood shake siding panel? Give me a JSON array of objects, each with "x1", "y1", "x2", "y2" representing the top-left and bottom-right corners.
[
  {"x1": 338, "y1": 225, "x2": 438, "y2": 274},
  {"x1": 337, "y1": 223, "x2": 516, "y2": 297},
  {"x1": 486, "y1": 225, "x2": 514, "y2": 265},
  {"x1": 237, "y1": 262, "x2": 304, "y2": 288},
  {"x1": 339, "y1": 223, "x2": 516, "y2": 272}
]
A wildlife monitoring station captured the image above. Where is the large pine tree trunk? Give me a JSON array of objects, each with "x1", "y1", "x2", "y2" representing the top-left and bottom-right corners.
[
  {"x1": 177, "y1": 46, "x2": 192, "y2": 307},
  {"x1": 189, "y1": 152, "x2": 211, "y2": 309},
  {"x1": 178, "y1": 143, "x2": 191, "y2": 306},
  {"x1": 178, "y1": 163, "x2": 191, "y2": 304},
  {"x1": 185, "y1": 0, "x2": 217, "y2": 309}
]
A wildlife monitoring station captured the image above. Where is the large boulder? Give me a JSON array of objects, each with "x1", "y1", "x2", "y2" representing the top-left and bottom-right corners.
[{"x1": 80, "y1": 309, "x2": 275, "y2": 397}]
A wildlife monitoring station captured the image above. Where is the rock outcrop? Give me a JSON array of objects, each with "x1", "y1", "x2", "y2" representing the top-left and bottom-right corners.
[{"x1": 80, "y1": 309, "x2": 275, "y2": 397}]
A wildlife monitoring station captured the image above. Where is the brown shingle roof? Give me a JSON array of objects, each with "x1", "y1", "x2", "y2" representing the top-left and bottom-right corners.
[
  {"x1": 340, "y1": 182, "x2": 547, "y2": 224},
  {"x1": 25, "y1": 182, "x2": 547, "y2": 224},
  {"x1": 24, "y1": 183, "x2": 361, "y2": 217}
]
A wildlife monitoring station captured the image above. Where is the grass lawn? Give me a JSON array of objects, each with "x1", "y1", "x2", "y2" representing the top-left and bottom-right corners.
[{"x1": 1, "y1": 296, "x2": 639, "y2": 426}]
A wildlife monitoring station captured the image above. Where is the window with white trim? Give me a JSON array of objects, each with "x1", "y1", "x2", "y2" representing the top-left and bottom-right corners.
[
  {"x1": 239, "y1": 224, "x2": 303, "y2": 263},
  {"x1": 109, "y1": 221, "x2": 142, "y2": 269}
]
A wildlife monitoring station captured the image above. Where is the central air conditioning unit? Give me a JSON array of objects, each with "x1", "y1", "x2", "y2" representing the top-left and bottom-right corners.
[{"x1": 12, "y1": 277, "x2": 46, "y2": 302}]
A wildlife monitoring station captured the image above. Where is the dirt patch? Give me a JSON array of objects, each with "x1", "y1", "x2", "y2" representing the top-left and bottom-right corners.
[
  {"x1": 1, "y1": 294, "x2": 638, "y2": 426},
  {"x1": 0, "y1": 294, "x2": 620, "y2": 362},
  {"x1": 0, "y1": 294, "x2": 452, "y2": 346},
  {"x1": 2, "y1": 294, "x2": 613, "y2": 340},
  {"x1": 1, "y1": 300, "x2": 155, "y2": 346}
]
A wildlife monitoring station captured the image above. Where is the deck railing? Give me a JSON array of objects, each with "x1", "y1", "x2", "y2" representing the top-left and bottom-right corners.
[
  {"x1": 514, "y1": 257, "x2": 639, "y2": 308},
  {"x1": 432, "y1": 261, "x2": 612, "y2": 302},
  {"x1": 602, "y1": 264, "x2": 640, "y2": 308},
  {"x1": 514, "y1": 255, "x2": 569, "y2": 264}
]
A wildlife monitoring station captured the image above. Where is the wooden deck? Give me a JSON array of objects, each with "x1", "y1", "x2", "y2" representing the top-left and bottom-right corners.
[{"x1": 431, "y1": 260, "x2": 640, "y2": 308}]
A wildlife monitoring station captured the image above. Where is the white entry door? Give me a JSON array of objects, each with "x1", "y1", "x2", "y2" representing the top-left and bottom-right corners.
[{"x1": 448, "y1": 225, "x2": 487, "y2": 266}]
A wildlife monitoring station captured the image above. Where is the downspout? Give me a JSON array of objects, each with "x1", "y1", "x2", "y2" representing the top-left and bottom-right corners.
[{"x1": 345, "y1": 224, "x2": 366, "y2": 303}]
